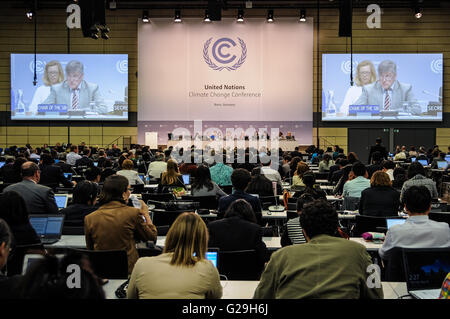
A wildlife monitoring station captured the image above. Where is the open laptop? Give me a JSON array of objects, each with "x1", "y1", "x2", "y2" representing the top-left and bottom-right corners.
[
  {"x1": 386, "y1": 218, "x2": 406, "y2": 230},
  {"x1": 64, "y1": 173, "x2": 72, "y2": 181},
  {"x1": 403, "y1": 248, "x2": 450, "y2": 299},
  {"x1": 182, "y1": 174, "x2": 190, "y2": 185},
  {"x1": 93, "y1": 162, "x2": 99, "y2": 167},
  {"x1": 29, "y1": 215, "x2": 65, "y2": 244},
  {"x1": 206, "y1": 248, "x2": 219, "y2": 268},
  {"x1": 138, "y1": 173, "x2": 146, "y2": 184},
  {"x1": 0, "y1": 161, "x2": 5, "y2": 169},
  {"x1": 22, "y1": 254, "x2": 64, "y2": 275},
  {"x1": 418, "y1": 159, "x2": 428, "y2": 166},
  {"x1": 446, "y1": 154, "x2": 450, "y2": 163},
  {"x1": 437, "y1": 161, "x2": 448, "y2": 170},
  {"x1": 54, "y1": 194, "x2": 68, "y2": 210},
  {"x1": 410, "y1": 157, "x2": 416, "y2": 163}
]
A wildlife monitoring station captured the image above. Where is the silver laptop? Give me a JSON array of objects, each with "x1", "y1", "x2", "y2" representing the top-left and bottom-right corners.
[
  {"x1": 54, "y1": 194, "x2": 68, "y2": 209},
  {"x1": 402, "y1": 248, "x2": 450, "y2": 299},
  {"x1": 29, "y1": 215, "x2": 65, "y2": 244}
]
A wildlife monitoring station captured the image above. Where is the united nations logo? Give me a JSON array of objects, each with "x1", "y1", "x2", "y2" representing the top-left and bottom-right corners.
[
  {"x1": 29, "y1": 60, "x2": 46, "y2": 74},
  {"x1": 203, "y1": 37, "x2": 247, "y2": 71}
]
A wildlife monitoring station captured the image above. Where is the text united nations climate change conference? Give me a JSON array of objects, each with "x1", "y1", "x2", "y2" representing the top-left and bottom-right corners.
[{"x1": 189, "y1": 84, "x2": 261, "y2": 98}]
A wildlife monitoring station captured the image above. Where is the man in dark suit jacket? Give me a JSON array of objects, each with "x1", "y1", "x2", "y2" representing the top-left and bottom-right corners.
[
  {"x1": 368, "y1": 138, "x2": 388, "y2": 164},
  {"x1": 218, "y1": 169, "x2": 262, "y2": 224},
  {"x1": 39, "y1": 153, "x2": 74, "y2": 188},
  {"x1": 4, "y1": 162, "x2": 59, "y2": 215}
]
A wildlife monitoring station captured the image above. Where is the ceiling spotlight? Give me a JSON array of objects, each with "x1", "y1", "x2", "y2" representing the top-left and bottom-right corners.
[
  {"x1": 237, "y1": 9, "x2": 244, "y2": 22},
  {"x1": 414, "y1": 7, "x2": 422, "y2": 19},
  {"x1": 267, "y1": 10, "x2": 274, "y2": 23},
  {"x1": 299, "y1": 9, "x2": 306, "y2": 22},
  {"x1": 204, "y1": 10, "x2": 211, "y2": 23},
  {"x1": 142, "y1": 10, "x2": 149, "y2": 23},
  {"x1": 174, "y1": 10, "x2": 181, "y2": 23}
]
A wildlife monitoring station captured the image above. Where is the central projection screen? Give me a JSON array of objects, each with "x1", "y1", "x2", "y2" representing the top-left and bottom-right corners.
[{"x1": 138, "y1": 18, "x2": 313, "y2": 145}]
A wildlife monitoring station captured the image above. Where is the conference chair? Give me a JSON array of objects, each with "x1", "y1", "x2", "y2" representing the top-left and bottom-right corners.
[
  {"x1": 314, "y1": 172, "x2": 329, "y2": 180},
  {"x1": 62, "y1": 225, "x2": 85, "y2": 235},
  {"x1": 152, "y1": 210, "x2": 185, "y2": 227},
  {"x1": 142, "y1": 192, "x2": 175, "y2": 204},
  {"x1": 429, "y1": 212, "x2": 450, "y2": 226},
  {"x1": 69, "y1": 248, "x2": 128, "y2": 279},
  {"x1": 130, "y1": 184, "x2": 144, "y2": 194},
  {"x1": 218, "y1": 249, "x2": 263, "y2": 280},
  {"x1": 342, "y1": 196, "x2": 360, "y2": 211},
  {"x1": 382, "y1": 247, "x2": 406, "y2": 282},
  {"x1": 221, "y1": 185, "x2": 233, "y2": 195},
  {"x1": 6, "y1": 243, "x2": 46, "y2": 276},
  {"x1": 181, "y1": 195, "x2": 218, "y2": 210},
  {"x1": 351, "y1": 215, "x2": 387, "y2": 237}
]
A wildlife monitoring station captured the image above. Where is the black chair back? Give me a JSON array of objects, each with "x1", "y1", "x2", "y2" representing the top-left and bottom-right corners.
[
  {"x1": 429, "y1": 212, "x2": 450, "y2": 226},
  {"x1": 181, "y1": 195, "x2": 219, "y2": 210},
  {"x1": 62, "y1": 226, "x2": 85, "y2": 235},
  {"x1": 6, "y1": 243, "x2": 46, "y2": 276},
  {"x1": 69, "y1": 248, "x2": 128, "y2": 279},
  {"x1": 152, "y1": 210, "x2": 184, "y2": 227},
  {"x1": 343, "y1": 196, "x2": 360, "y2": 211},
  {"x1": 382, "y1": 247, "x2": 406, "y2": 282},
  {"x1": 142, "y1": 192, "x2": 175, "y2": 204},
  {"x1": 131, "y1": 184, "x2": 144, "y2": 194},
  {"x1": 352, "y1": 215, "x2": 387, "y2": 237},
  {"x1": 218, "y1": 249, "x2": 263, "y2": 280}
]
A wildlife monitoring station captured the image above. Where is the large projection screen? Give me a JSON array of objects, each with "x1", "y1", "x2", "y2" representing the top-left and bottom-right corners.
[
  {"x1": 10, "y1": 54, "x2": 128, "y2": 121},
  {"x1": 138, "y1": 18, "x2": 314, "y2": 145},
  {"x1": 322, "y1": 53, "x2": 443, "y2": 122}
]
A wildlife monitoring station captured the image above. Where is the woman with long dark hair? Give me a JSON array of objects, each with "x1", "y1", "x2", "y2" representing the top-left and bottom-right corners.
[{"x1": 191, "y1": 164, "x2": 226, "y2": 197}]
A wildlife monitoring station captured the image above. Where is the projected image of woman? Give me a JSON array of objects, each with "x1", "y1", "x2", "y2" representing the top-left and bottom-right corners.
[
  {"x1": 339, "y1": 60, "x2": 377, "y2": 116},
  {"x1": 28, "y1": 60, "x2": 64, "y2": 115}
]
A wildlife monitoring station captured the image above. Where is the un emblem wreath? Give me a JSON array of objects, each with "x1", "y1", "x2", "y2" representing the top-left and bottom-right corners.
[{"x1": 203, "y1": 37, "x2": 247, "y2": 71}]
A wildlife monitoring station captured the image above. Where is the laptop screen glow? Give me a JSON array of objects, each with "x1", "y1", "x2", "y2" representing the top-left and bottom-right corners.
[
  {"x1": 29, "y1": 216, "x2": 64, "y2": 236},
  {"x1": 418, "y1": 159, "x2": 428, "y2": 166},
  {"x1": 182, "y1": 174, "x2": 190, "y2": 185},
  {"x1": 0, "y1": 162, "x2": 5, "y2": 168},
  {"x1": 54, "y1": 195, "x2": 68, "y2": 209},
  {"x1": 386, "y1": 218, "x2": 406, "y2": 229},
  {"x1": 206, "y1": 251, "x2": 218, "y2": 268},
  {"x1": 437, "y1": 161, "x2": 447, "y2": 170},
  {"x1": 64, "y1": 173, "x2": 72, "y2": 181}
]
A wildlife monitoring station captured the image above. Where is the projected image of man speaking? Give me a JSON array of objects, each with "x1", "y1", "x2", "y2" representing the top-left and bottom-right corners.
[
  {"x1": 43, "y1": 60, "x2": 107, "y2": 114},
  {"x1": 354, "y1": 60, "x2": 422, "y2": 115}
]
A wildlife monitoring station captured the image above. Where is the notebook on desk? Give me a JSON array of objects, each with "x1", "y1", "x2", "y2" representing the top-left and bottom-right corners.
[
  {"x1": 29, "y1": 215, "x2": 65, "y2": 244},
  {"x1": 403, "y1": 248, "x2": 450, "y2": 299},
  {"x1": 54, "y1": 194, "x2": 68, "y2": 209}
]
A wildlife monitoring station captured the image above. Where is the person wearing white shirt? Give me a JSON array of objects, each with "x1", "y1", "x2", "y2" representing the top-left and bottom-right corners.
[
  {"x1": 147, "y1": 153, "x2": 167, "y2": 179},
  {"x1": 117, "y1": 159, "x2": 144, "y2": 186},
  {"x1": 379, "y1": 185, "x2": 450, "y2": 260},
  {"x1": 259, "y1": 156, "x2": 282, "y2": 187},
  {"x1": 339, "y1": 60, "x2": 377, "y2": 116},
  {"x1": 66, "y1": 145, "x2": 82, "y2": 166},
  {"x1": 382, "y1": 160, "x2": 395, "y2": 181},
  {"x1": 28, "y1": 61, "x2": 64, "y2": 115}
]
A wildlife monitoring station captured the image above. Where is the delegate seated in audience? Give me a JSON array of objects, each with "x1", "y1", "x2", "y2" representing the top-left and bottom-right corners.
[
  {"x1": 342, "y1": 162, "x2": 371, "y2": 199},
  {"x1": 280, "y1": 193, "x2": 315, "y2": 247},
  {"x1": 190, "y1": 164, "x2": 226, "y2": 197},
  {"x1": 127, "y1": 213, "x2": 222, "y2": 299},
  {"x1": 392, "y1": 167, "x2": 407, "y2": 190},
  {"x1": 209, "y1": 157, "x2": 234, "y2": 187},
  {"x1": 117, "y1": 159, "x2": 144, "y2": 186},
  {"x1": 246, "y1": 167, "x2": 276, "y2": 198},
  {"x1": 84, "y1": 166, "x2": 101, "y2": 183},
  {"x1": 157, "y1": 159, "x2": 186, "y2": 193},
  {"x1": 179, "y1": 155, "x2": 198, "y2": 176},
  {"x1": 279, "y1": 154, "x2": 292, "y2": 179},
  {"x1": 379, "y1": 186, "x2": 450, "y2": 260},
  {"x1": 367, "y1": 151, "x2": 383, "y2": 178},
  {"x1": 0, "y1": 219, "x2": 23, "y2": 299},
  {"x1": 359, "y1": 171, "x2": 401, "y2": 217},
  {"x1": 253, "y1": 200, "x2": 383, "y2": 299},
  {"x1": 60, "y1": 181, "x2": 99, "y2": 228},
  {"x1": 75, "y1": 148, "x2": 94, "y2": 168},
  {"x1": 400, "y1": 161, "x2": 438, "y2": 202},
  {"x1": 84, "y1": 175, "x2": 157, "y2": 274},
  {"x1": 54, "y1": 154, "x2": 73, "y2": 173},
  {"x1": 0, "y1": 157, "x2": 27, "y2": 184},
  {"x1": 329, "y1": 158, "x2": 348, "y2": 184},
  {"x1": 18, "y1": 252, "x2": 105, "y2": 299},
  {"x1": 296, "y1": 173, "x2": 327, "y2": 199},
  {"x1": 318, "y1": 154, "x2": 335, "y2": 173},
  {"x1": 208, "y1": 199, "x2": 268, "y2": 268},
  {"x1": 99, "y1": 158, "x2": 116, "y2": 183},
  {"x1": 147, "y1": 153, "x2": 167, "y2": 179},
  {"x1": 289, "y1": 156, "x2": 302, "y2": 178},
  {"x1": 4, "y1": 162, "x2": 58, "y2": 215},
  {"x1": 292, "y1": 161, "x2": 310, "y2": 188},
  {"x1": 0, "y1": 191, "x2": 41, "y2": 247},
  {"x1": 66, "y1": 145, "x2": 82, "y2": 166},
  {"x1": 382, "y1": 160, "x2": 395, "y2": 181},
  {"x1": 218, "y1": 168, "x2": 262, "y2": 223},
  {"x1": 347, "y1": 152, "x2": 359, "y2": 165},
  {"x1": 38, "y1": 153, "x2": 74, "y2": 188},
  {"x1": 430, "y1": 152, "x2": 446, "y2": 169},
  {"x1": 259, "y1": 155, "x2": 282, "y2": 186}
]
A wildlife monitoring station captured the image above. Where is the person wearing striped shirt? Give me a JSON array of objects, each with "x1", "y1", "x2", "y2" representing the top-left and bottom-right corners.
[{"x1": 280, "y1": 193, "x2": 315, "y2": 247}]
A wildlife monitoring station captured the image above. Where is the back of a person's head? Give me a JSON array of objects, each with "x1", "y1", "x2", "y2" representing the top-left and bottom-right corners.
[
  {"x1": 352, "y1": 161, "x2": 367, "y2": 177},
  {"x1": 21, "y1": 161, "x2": 39, "y2": 178},
  {"x1": 163, "y1": 213, "x2": 208, "y2": 267},
  {"x1": 376, "y1": 138, "x2": 382, "y2": 144},
  {"x1": 98, "y1": 174, "x2": 128, "y2": 205},
  {"x1": 296, "y1": 193, "x2": 315, "y2": 212},
  {"x1": 13, "y1": 157, "x2": 27, "y2": 170},
  {"x1": 121, "y1": 159, "x2": 134, "y2": 170},
  {"x1": 300, "y1": 200, "x2": 338, "y2": 239},
  {"x1": 231, "y1": 168, "x2": 251, "y2": 191},
  {"x1": 347, "y1": 152, "x2": 359, "y2": 164},
  {"x1": 192, "y1": 165, "x2": 212, "y2": 190},
  {"x1": 224, "y1": 199, "x2": 257, "y2": 223},
  {"x1": 370, "y1": 171, "x2": 391, "y2": 187},
  {"x1": 302, "y1": 172, "x2": 316, "y2": 188},
  {"x1": 84, "y1": 167, "x2": 101, "y2": 182},
  {"x1": 0, "y1": 218, "x2": 12, "y2": 250},
  {"x1": 339, "y1": 159, "x2": 349, "y2": 167},
  {"x1": 0, "y1": 191, "x2": 29, "y2": 226},
  {"x1": 40, "y1": 153, "x2": 53, "y2": 165},
  {"x1": 73, "y1": 181, "x2": 99, "y2": 205},
  {"x1": 382, "y1": 160, "x2": 395, "y2": 170},
  {"x1": 19, "y1": 253, "x2": 105, "y2": 299},
  {"x1": 404, "y1": 186, "x2": 431, "y2": 214},
  {"x1": 296, "y1": 161, "x2": 310, "y2": 177},
  {"x1": 251, "y1": 167, "x2": 262, "y2": 177},
  {"x1": 407, "y1": 162, "x2": 425, "y2": 179},
  {"x1": 70, "y1": 145, "x2": 77, "y2": 152},
  {"x1": 393, "y1": 167, "x2": 406, "y2": 178}
]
